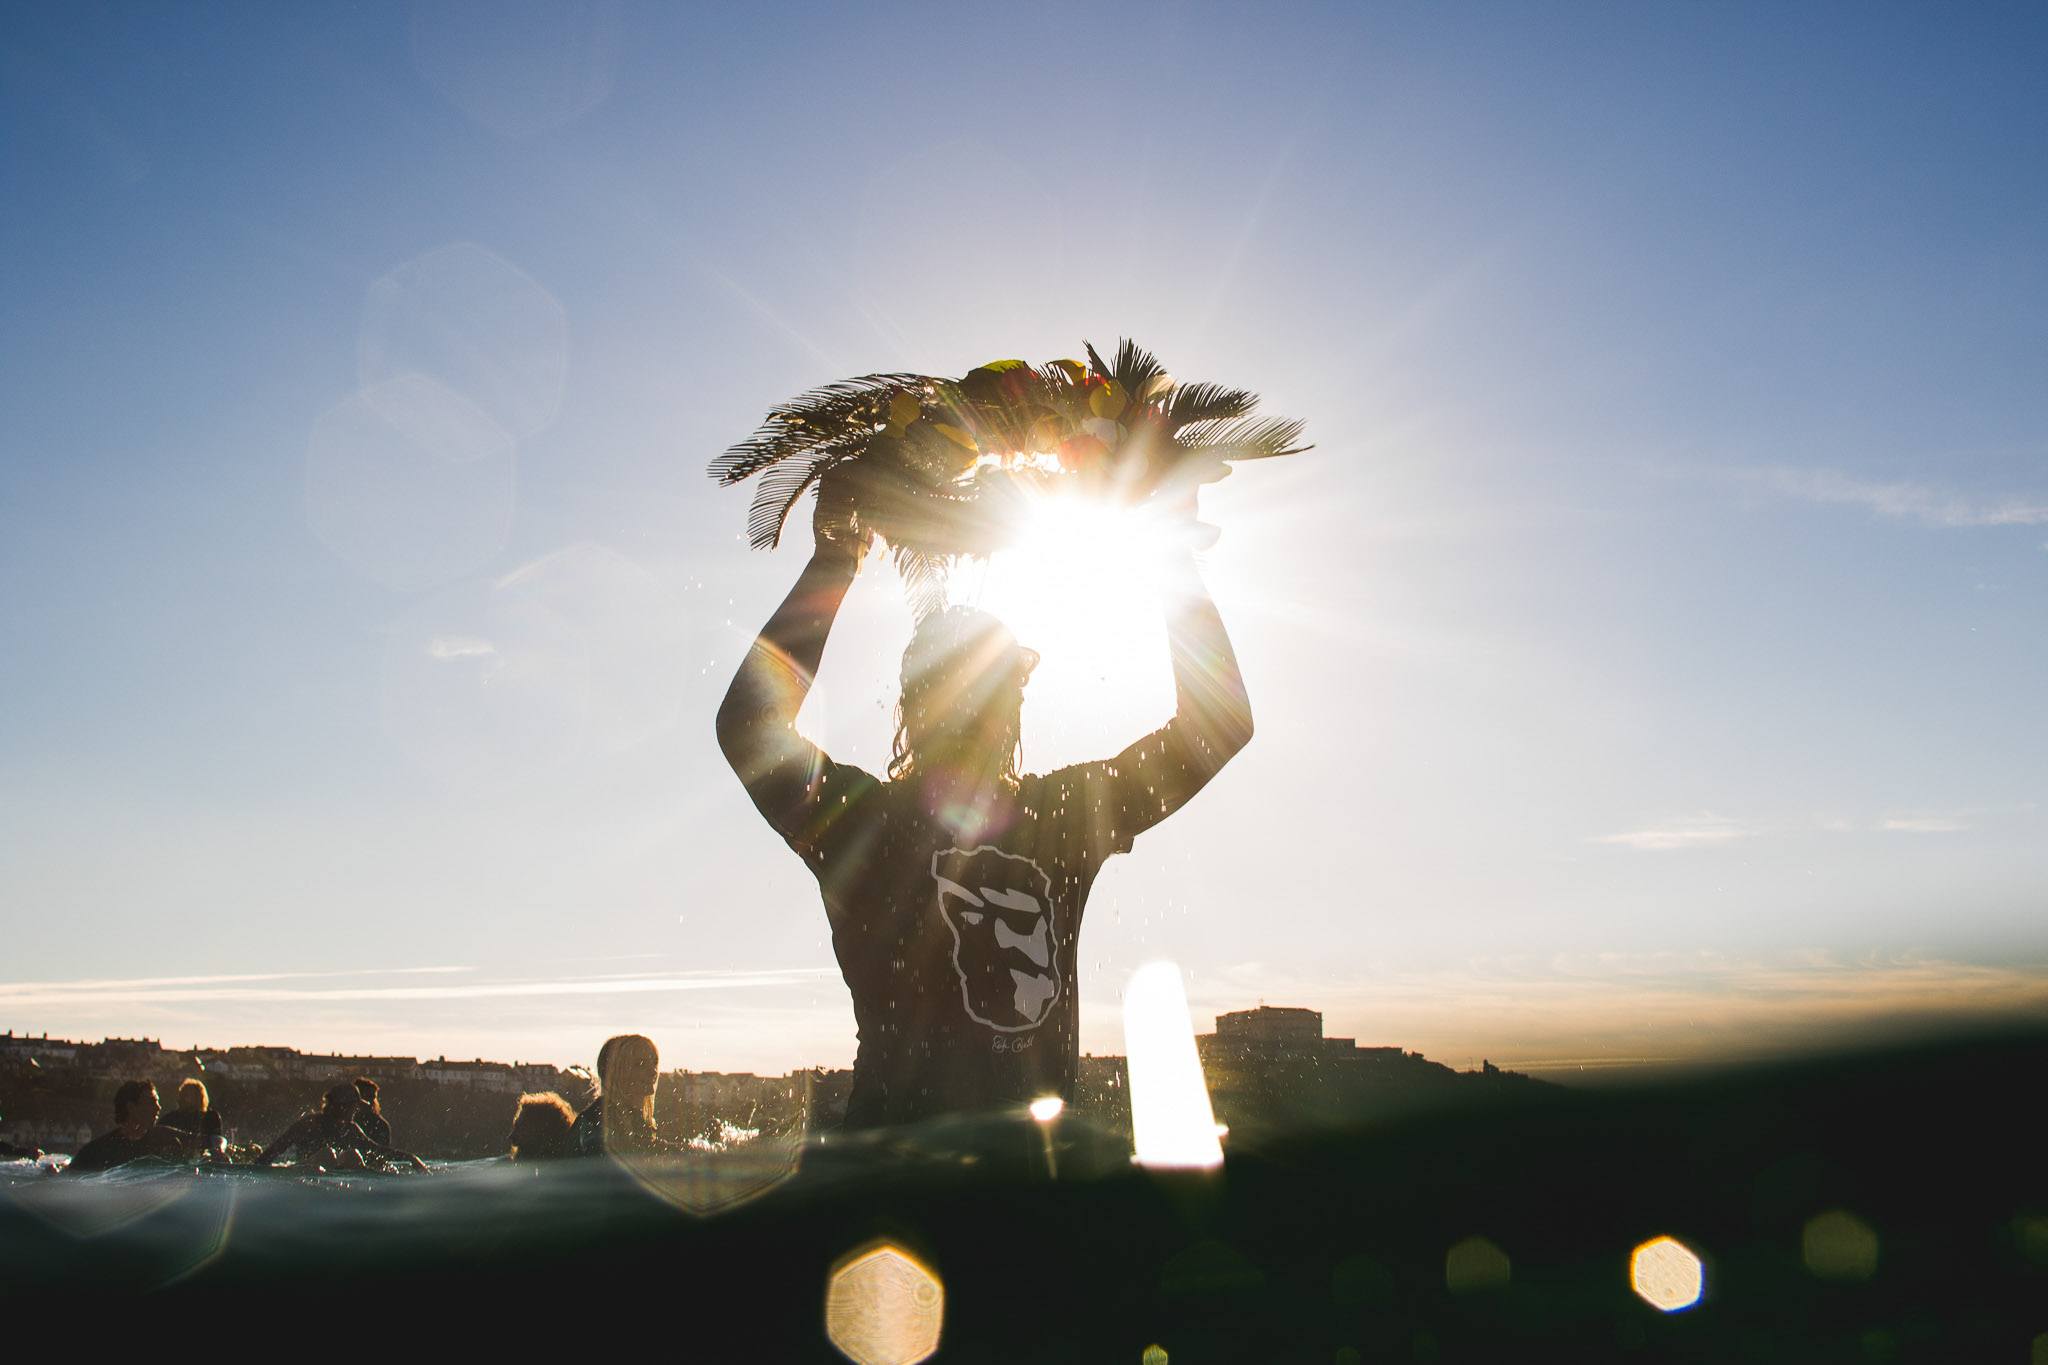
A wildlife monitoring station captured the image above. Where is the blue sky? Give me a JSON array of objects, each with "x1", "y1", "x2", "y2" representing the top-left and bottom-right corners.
[{"x1": 3, "y1": 1, "x2": 2044, "y2": 1076}]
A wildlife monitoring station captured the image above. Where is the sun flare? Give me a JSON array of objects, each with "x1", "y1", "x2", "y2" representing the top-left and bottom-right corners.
[{"x1": 951, "y1": 488, "x2": 1185, "y2": 770}]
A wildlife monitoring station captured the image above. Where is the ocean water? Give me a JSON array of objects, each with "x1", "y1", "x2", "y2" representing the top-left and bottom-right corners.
[
  {"x1": 0, "y1": 1133, "x2": 822, "y2": 1276},
  {"x1": 0, "y1": 1113, "x2": 1127, "y2": 1302},
  {"x1": 4, "y1": 1034, "x2": 2044, "y2": 1363}
]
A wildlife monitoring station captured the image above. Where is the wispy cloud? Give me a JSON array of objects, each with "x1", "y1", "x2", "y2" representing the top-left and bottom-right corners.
[
  {"x1": 1872, "y1": 801, "x2": 2034, "y2": 834},
  {"x1": 0, "y1": 965, "x2": 474, "y2": 995},
  {"x1": 426, "y1": 634, "x2": 496, "y2": 661},
  {"x1": 1749, "y1": 466, "x2": 2048, "y2": 527},
  {"x1": 0, "y1": 966, "x2": 837, "y2": 1010},
  {"x1": 1881, "y1": 815, "x2": 1970, "y2": 834},
  {"x1": 1590, "y1": 815, "x2": 1750, "y2": 851}
]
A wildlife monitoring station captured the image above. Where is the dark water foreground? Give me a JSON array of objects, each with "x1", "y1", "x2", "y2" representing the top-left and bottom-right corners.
[{"x1": 4, "y1": 1028, "x2": 2043, "y2": 1363}]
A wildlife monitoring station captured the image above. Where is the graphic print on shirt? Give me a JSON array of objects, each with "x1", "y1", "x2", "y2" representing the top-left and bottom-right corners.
[{"x1": 931, "y1": 844, "x2": 1060, "y2": 1032}]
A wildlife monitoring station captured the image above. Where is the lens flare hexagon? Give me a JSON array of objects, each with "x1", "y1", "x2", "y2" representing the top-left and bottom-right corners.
[
  {"x1": 1629, "y1": 1235, "x2": 1704, "y2": 1312},
  {"x1": 825, "y1": 1241, "x2": 944, "y2": 1365}
]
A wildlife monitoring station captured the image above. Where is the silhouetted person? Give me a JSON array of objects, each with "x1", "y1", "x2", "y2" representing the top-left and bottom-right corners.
[
  {"x1": 716, "y1": 474, "x2": 1253, "y2": 1129},
  {"x1": 157, "y1": 1078, "x2": 226, "y2": 1149},
  {"x1": 258, "y1": 1083, "x2": 427, "y2": 1172},
  {"x1": 509, "y1": 1091, "x2": 578, "y2": 1161},
  {"x1": 65, "y1": 1080, "x2": 194, "y2": 1173},
  {"x1": 571, "y1": 1034, "x2": 661, "y2": 1155},
  {"x1": 352, "y1": 1076, "x2": 391, "y2": 1146}
]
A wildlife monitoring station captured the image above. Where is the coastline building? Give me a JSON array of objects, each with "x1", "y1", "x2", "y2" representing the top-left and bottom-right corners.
[
  {"x1": 0, "y1": 1031, "x2": 83, "y2": 1067},
  {"x1": 1198, "y1": 1006, "x2": 1411, "y2": 1068},
  {"x1": 3, "y1": 1010, "x2": 1535, "y2": 1156},
  {"x1": 420, "y1": 1057, "x2": 525, "y2": 1092},
  {"x1": 1193, "y1": 1005, "x2": 1530, "y2": 1139},
  {"x1": 301, "y1": 1053, "x2": 423, "y2": 1083}
]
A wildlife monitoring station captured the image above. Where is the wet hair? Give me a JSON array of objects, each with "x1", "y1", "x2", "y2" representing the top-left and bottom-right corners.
[
  {"x1": 113, "y1": 1080, "x2": 158, "y2": 1123},
  {"x1": 595, "y1": 1034, "x2": 659, "y2": 1130},
  {"x1": 353, "y1": 1077, "x2": 380, "y2": 1112},
  {"x1": 889, "y1": 608, "x2": 1036, "y2": 783},
  {"x1": 594, "y1": 1034, "x2": 657, "y2": 1092},
  {"x1": 178, "y1": 1078, "x2": 209, "y2": 1110},
  {"x1": 508, "y1": 1092, "x2": 577, "y2": 1161},
  {"x1": 322, "y1": 1082, "x2": 361, "y2": 1114}
]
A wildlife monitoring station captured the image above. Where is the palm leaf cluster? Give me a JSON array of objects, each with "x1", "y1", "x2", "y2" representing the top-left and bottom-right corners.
[{"x1": 709, "y1": 339, "x2": 1309, "y2": 616}]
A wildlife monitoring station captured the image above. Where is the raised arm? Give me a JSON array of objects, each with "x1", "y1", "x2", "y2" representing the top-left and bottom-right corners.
[
  {"x1": 254, "y1": 1116, "x2": 312, "y2": 1167},
  {"x1": 1120, "y1": 542, "x2": 1254, "y2": 794},
  {"x1": 715, "y1": 478, "x2": 867, "y2": 839},
  {"x1": 1051, "y1": 524, "x2": 1254, "y2": 854},
  {"x1": 347, "y1": 1122, "x2": 430, "y2": 1173}
]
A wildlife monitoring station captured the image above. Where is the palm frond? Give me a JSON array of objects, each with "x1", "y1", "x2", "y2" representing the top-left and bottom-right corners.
[
  {"x1": 891, "y1": 546, "x2": 950, "y2": 621},
  {"x1": 714, "y1": 340, "x2": 1310, "y2": 579},
  {"x1": 742, "y1": 427, "x2": 879, "y2": 549},
  {"x1": 745, "y1": 453, "x2": 833, "y2": 550},
  {"x1": 1163, "y1": 382, "x2": 1258, "y2": 430},
  {"x1": 1083, "y1": 341, "x2": 1112, "y2": 384},
  {"x1": 709, "y1": 372, "x2": 926, "y2": 485},
  {"x1": 1105, "y1": 338, "x2": 1168, "y2": 398},
  {"x1": 1175, "y1": 416, "x2": 1311, "y2": 460},
  {"x1": 712, "y1": 418, "x2": 847, "y2": 489}
]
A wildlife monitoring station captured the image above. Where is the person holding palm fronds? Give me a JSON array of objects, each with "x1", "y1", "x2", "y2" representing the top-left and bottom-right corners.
[{"x1": 716, "y1": 467, "x2": 1253, "y2": 1130}]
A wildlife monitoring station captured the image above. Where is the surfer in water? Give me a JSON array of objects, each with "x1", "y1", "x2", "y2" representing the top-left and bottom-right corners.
[
  {"x1": 570, "y1": 1033, "x2": 662, "y2": 1155},
  {"x1": 257, "y1": 1083, "x2": 428, "y2": 1172},
  {"x1": 509, "y1": 1092, "x2": 578, "y2": 1161},
  {"x1": 65, "y1": 1080, "x2": 197, "y2": 1173},
  {"x1": 717, "y1": 470, "x2": 1253, "y2": 1129},
  {"x1": 351, "y1": 1076, "x2": 391, "y2": 1146},
  {"x1": 157, "y1": 1078, "x2": 225, "y2": 1143}
]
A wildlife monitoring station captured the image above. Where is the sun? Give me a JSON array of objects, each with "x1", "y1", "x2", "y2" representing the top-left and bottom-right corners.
[{"x1": 951, "y1": 486, "x2": 1184, "y2": 770}]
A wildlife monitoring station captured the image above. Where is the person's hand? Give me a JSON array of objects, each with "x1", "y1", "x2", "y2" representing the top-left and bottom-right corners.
[{"x1": 812, "y1": 462, "x2": 872, "y2": 566}]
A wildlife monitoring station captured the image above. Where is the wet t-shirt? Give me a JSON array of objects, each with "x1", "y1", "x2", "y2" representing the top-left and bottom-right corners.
[
  {"x1": 779, "y1": 751, "x2": 1182, "y2": 1130},
  {"x1": 65, "y1": 1126, "x2": 190, "y2": 1173},
  {"x1": 571, "y1": 1102, "x2": 603, "y2": 1156}
]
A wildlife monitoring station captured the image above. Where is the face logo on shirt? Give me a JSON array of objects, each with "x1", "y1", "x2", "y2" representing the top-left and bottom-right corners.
[{"x1": 931, "y1": 844, "x2": 1060, "y2": 1032}]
